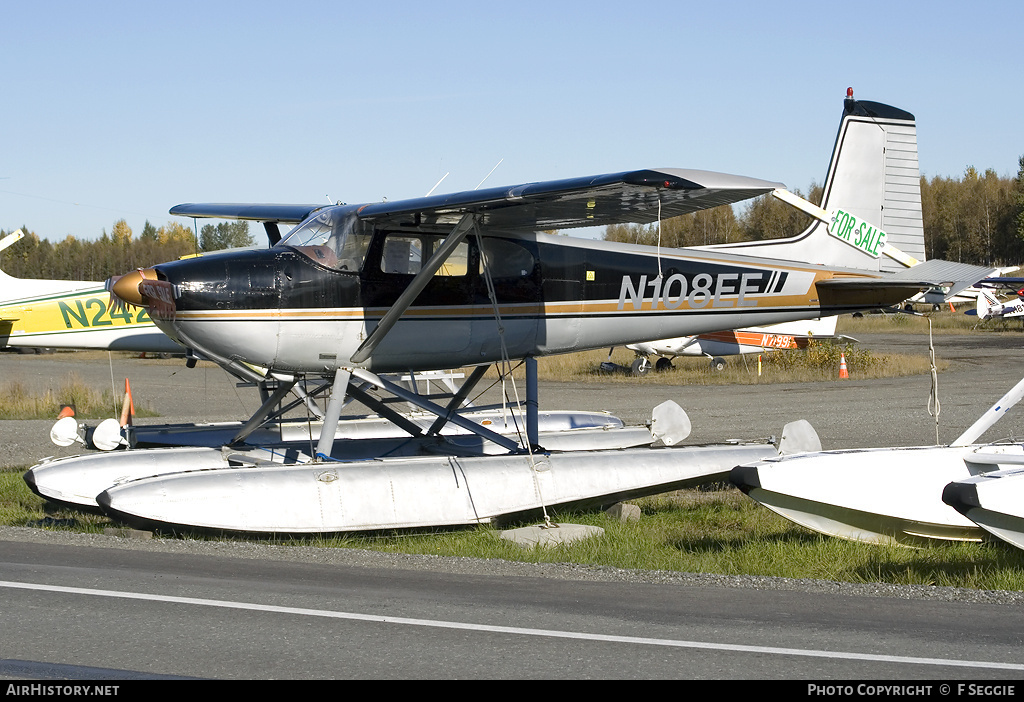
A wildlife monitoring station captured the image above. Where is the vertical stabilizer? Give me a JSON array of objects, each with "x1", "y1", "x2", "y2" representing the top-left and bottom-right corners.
[{"x1": 705, "y1": 90, "x2": 926, "y2": 272}]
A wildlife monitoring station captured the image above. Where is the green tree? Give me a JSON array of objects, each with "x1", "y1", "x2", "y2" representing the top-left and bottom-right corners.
[
  {"x1": 140, "y1": 220, "x2": 159, "y2": 241},
  {"x1": 199, "y1": 220, "x2": 253, "y2": 252},
  {"x1": 1016, "y1": 155, "x2": 1024, "y2": 246}
]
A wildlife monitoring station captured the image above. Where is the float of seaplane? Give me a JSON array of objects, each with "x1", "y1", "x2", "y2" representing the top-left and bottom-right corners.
[
  {"x1": 942, "y1": 444, "x2": 1024, "y2": 552},
  {"x1": 24, "y1": 90, "x2": 994, "y2": 535},
  {"x1": 943, "y1": 466, "x2": 1024, "y2": 552},
  {"x1": 730, "y1": 375, "x2": 1024, "y2": 547}
]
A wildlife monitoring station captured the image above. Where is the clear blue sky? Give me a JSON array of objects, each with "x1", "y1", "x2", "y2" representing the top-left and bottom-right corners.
[{"x1": 3, "y1": 0, "x2": 1021, "y2": 242}]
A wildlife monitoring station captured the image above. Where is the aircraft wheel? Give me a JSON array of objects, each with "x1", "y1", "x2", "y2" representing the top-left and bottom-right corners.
[
  {"x1": 630, "y1": 357, "x2": 651, "y2": 376},
  {"x1": 655, "y1": 357, "x2": 674, "y2": 372},
  {"x1": 710, "y1": 357, "x2": 727, "y2": 371}
]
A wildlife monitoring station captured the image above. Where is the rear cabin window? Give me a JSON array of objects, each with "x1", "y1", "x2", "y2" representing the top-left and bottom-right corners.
[{"x1": 479, "y1": 238, "x2": 535, "y2": 278}]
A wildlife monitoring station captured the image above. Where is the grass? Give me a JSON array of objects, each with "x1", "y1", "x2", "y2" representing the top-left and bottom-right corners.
[
  {"x1": 5, "y1": 466, "x2": 1024, "y2": 592},
  {"x1": 480, "y1": 338, "x2": 941, "y2": 385},
  {"x1": 0, "y1": 372, "x2": 157, "y2": 421}
]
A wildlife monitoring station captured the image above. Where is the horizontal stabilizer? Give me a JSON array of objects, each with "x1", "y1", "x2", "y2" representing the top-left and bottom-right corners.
[
  {"x1": 815, "y1": 260, "x2": 997, "y2": 310},
  {"x1": 169, "y1": 203, "x2": 327, "y2": 223},
  {"x1": 819, "y1": 260, "x2": 997, "y2": 290}
]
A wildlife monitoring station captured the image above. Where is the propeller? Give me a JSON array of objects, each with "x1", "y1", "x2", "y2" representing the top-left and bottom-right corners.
[{"x1": 107, "y1": 268, "x2": 157, "y2": 312}]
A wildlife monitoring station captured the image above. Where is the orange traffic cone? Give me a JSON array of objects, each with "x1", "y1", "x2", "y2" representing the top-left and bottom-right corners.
[
  {"x1": 119, "y1": 378, "x2": 135, "y2": 427},
  {"x1": 839, "y1": 352, "x2": 849, "y2": 379}
]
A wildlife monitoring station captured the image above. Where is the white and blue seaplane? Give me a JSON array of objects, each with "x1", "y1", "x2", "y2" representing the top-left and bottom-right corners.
[{"x1": 25, "y1": 91, "x2": 992, "y2": 535}]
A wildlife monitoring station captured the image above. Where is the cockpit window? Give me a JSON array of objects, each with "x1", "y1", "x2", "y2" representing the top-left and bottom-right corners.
[{"x1": 280, "y1": 207, "x2": 372, "y2": 272}]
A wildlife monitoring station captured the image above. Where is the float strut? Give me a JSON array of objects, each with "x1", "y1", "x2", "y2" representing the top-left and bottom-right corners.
[
  {"x1": 526, "y1": 357, "x2": 539, "y2": 449},
  {"x1": 315, "y1": 369, "x2": 351, "y2": 459}
]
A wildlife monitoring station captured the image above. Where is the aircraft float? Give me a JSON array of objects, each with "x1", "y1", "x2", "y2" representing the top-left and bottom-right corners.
[
  {"x1": 25, "y1": 90, "x2": 995, "y2": 535},
  {"x1": 731, "y1": 374, "x2": 1024, "y2": 549}
]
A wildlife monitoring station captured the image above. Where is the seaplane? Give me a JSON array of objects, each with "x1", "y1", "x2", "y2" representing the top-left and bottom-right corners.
[
  {"x1": 730, "y1": 374, "x2": 1024, "y2": 548},
  {"x1": 25, "y1": 90, "x2": 994, "y2": 535},
  {"x1": 0, "y1": 228, "x2": 614, "y2": 456}
]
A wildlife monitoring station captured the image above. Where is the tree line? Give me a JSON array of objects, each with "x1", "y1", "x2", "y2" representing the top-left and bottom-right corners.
[
  {"x1": 4, "y1": 160, "x2": 1023, "y2": 281},
  {"x1": 0, "y1": 219, "x2": 254, "y2": 281},
  {"x1": 605, "y1": 157, "x2": 1024, "y2": 267}
]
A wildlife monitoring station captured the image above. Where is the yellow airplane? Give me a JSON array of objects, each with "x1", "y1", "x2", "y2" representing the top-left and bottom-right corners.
[{"x1": 0, "y1": 230, "x2": 182, "y2": 353}]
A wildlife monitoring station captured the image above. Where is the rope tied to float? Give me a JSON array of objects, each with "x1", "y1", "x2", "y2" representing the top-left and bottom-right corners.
[{"x1": 927, "y1": 317, "x2": 941, "y2": 445}]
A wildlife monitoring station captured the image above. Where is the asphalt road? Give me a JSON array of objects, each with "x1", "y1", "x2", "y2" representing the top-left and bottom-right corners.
[
  {"x1": 3, "y1": 332, "x2": 1024, "y2": 680},
  {"x1": 1, "y1": 531, "x2": 1023, "y2": 680}
]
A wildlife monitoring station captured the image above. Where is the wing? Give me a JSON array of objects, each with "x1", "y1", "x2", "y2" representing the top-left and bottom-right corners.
[
  {"x1": 353, "y1": 168, "x2": 785, "y2": 231},
  {"x1": 168, "y1": 168, "x2": 784, "y2": 232}
]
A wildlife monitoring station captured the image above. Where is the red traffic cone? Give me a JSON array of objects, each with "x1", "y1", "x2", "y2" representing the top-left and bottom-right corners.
[{"x1": 839, "y1": 352, "x2": 849, "y2": 379}]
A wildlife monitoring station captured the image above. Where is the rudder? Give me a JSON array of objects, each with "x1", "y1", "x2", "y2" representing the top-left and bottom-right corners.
[{"x1": 705, "y1": 90, "x2": 926, "y2": 273}]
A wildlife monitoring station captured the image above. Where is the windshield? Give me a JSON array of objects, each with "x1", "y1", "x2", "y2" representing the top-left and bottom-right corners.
[{"x1": 280, "y1": 207, "x2": 372, "y2": 272}]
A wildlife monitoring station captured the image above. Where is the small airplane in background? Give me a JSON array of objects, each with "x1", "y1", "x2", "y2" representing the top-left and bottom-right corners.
[
  {"x1": 0, "y1": 230, "x2": 183, "y2": 355},
  {"x1": 975, "y1": 285, "x2": 1024, "y2": 322},
  {"x1": 903, "y1": 266, "x2": 1020, "y2": 311},
  {"x1": 619, "y1": 315, "x2": 848, "y2": 374},
  {"x1": 29, "y1": 91, "x2": 998, "y2": 535}
]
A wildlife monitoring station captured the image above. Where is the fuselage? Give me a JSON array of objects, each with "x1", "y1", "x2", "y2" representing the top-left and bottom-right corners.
[{"x1": 133, "y1": 220, "x2": 901, "y2": 375}]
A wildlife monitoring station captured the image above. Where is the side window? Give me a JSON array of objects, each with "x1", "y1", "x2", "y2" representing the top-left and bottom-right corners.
[
  {"x1": 380, "y1": 234, "x2": 469, "y2": 277},
  {"x1": 432, "y1": 238, "x2": 469, "y2": 277},
  {"x1": 381, "y1": 236, "x2": 422, "y2": 274},
  {"x1": 479, "y1": 238, "x2": 535, "y2": 278}
]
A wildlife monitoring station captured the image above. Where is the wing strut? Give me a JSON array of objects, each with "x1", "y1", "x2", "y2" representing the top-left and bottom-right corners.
[{"x1": 349, "y1": 213, "x2": 476, "y2": 364}]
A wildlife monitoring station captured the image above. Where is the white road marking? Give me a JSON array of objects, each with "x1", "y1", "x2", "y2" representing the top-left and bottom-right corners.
[{"x1": 3, "y1": 579, "x2": 1021, "y2": 671}]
